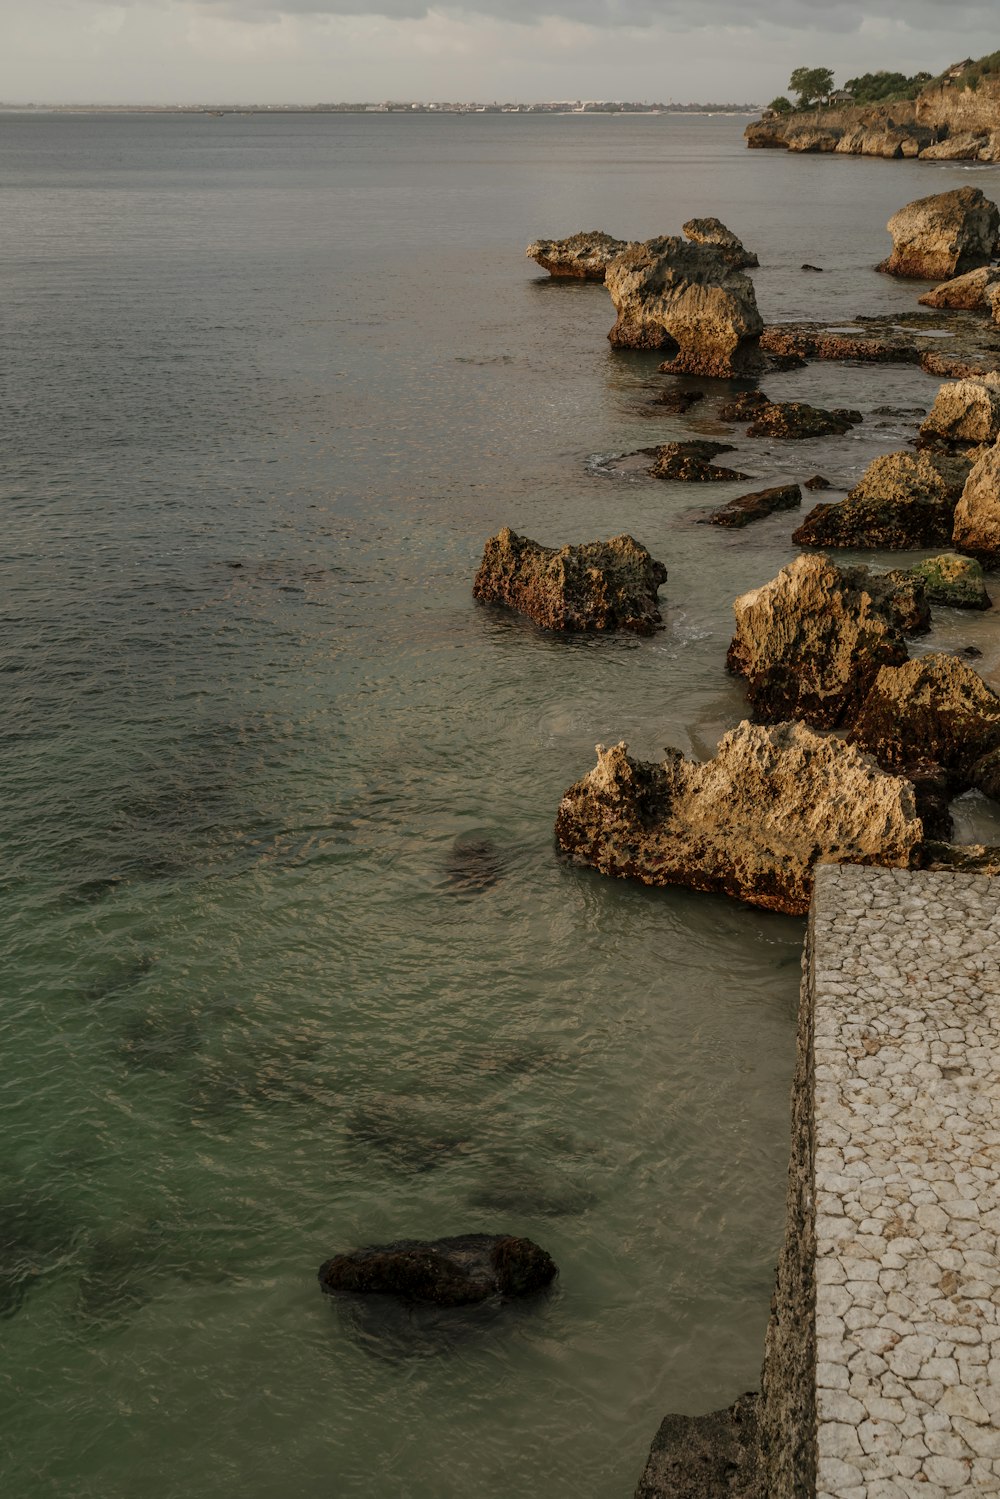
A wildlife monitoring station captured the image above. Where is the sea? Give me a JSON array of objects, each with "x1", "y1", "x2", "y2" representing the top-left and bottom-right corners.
[{"x1": 3, "y1": 109, "x2": 1000, "y2": 1499}]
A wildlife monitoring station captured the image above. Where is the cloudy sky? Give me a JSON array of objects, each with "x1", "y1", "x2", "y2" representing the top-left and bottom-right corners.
[{"x1": 2, "y1": 0, "x2": 998, "y2": 105}]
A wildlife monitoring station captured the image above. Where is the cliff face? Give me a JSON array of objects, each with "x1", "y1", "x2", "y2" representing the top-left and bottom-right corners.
[{"x1": 746, "y1": 76, "x2": 1000, "y2": 161}]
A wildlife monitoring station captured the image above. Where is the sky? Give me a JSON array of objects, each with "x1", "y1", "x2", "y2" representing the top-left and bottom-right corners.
[{"x1": 1, "y1": 0, "x2": 998, "y2": 105}]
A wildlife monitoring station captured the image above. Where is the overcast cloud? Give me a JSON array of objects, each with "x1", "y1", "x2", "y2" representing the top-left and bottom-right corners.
[{"x1": 2, "y1": 0, "x2": 997, "y2": 104}]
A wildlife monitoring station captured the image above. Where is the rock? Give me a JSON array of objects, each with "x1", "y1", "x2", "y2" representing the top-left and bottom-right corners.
[
  {"x1": 919, "y1": 374, "x2": 1000, "y2": 447},
  {"x1": 801, "y1": 264, "x2": 824, "y2": 273},
  {"x1": 443, "y1": 838, "x2": 506, "y2": 891},
  {"x1": 682, "y1": 216, "x2": 759, "y2": 269},
  {"x1": 726, "y1": 554, "x2": 923, "y2": 727},
  {"x1": 804, "y1": 474, "x2": 832, "y2": 490},
  {"x1": 918, "y1": 266, "x2": 1000, "y2": 311},
  {"x1": 718, "y1": 390, "x2": 771, "y2": 421},
  {"x1": 525, "y1": 230, "x2": 629, "y2": 280},
  {"x1": 849, "y1": 652, "x2": 1000, "y2": 796},
  {"x1": 318, "y1": 1233, "x2": 558, "y2": 1305},
  {"x1": 648, "y1": 388, "x2": 705, "y2": 413},
  {"x1": 792, "y1": 450, "x2": 972, "y2": 550},
  {"x1": 910, "y1": 553, "x2": 991, "y2": 609},
  {"x1": 473, "y1": 528, "x2": 667, "y2": 634},
  {"x1": 761, "y1": 325, "x2": 922, "y2": 366},
  {"x1": 923, "y1": 841, "x2": 1000, "y2": 875},
  {"x1": 745, "y1": 401, "x2": 862, "y2": 440},
  {"x1": 785, "y1": 128, "x2": 841, "y2": 154},
  {"x1": 605, "y1": 236, "x2": 763, "y2": 376},
  {"x1": 920, "y1": 350, "x2": 997, "y2": 380},
  {"x1": 953, "y1": 442, "x2": 1000, "y2": 558},
  {"x1": 554, "y1": 724, "x2": 923, "y2": 918},
  {"x1": 919, "y1": 132, "x2": 990, "y2": 161},
  {"x1": 649, "y1": 440, "x2": 748, "y2": 482},
  {"x1": 877, "y1": 186, "x2": 1000, "y2": 281},
  {"x1": 703, "y1": 483, "x2": 801, "y2": 529},
  {"x1": 635, "y1": 1392, "x2": 763, "y2": 1499},
  {"x1": 835, "y1": 125, "x2": 911, "y2": 159}
]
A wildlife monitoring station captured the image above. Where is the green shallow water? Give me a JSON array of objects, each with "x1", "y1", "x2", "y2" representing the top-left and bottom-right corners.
[{"x1": 2, "y1": 111, "x2": 999, "y2": 1497}]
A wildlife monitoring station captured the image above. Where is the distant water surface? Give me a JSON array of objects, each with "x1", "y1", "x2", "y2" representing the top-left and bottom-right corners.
[{"x1": 2, "y1": 112, "x2": 999, "y2": 1499}]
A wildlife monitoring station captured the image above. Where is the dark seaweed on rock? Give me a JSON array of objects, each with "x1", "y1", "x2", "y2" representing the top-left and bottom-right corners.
[{"x1": 318, "y1": 1233, "x2": 557, "y2": 1306}]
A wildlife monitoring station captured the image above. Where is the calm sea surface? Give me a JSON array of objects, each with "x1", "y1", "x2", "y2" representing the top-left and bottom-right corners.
[{"x1": 3, "y1": 111, "x2": 1000, "y2": 1499}]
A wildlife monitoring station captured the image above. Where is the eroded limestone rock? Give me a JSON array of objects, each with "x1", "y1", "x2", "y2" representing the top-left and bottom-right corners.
[
  {"x1": 953, "y1": 442, "x2": 1000, "y2": 559},
  {"x1": 318, "y1": 1233, "x2": 557, "y2": 1305},
  {"x1": 910, "y1": 553, "x2": 991, "y2": 609},
  {"x1": 554, "y1": 725, "x2": 923, "y2": 917},
  {"x1": 877, "y1": 187, "x2": 1000, "y2": 280},
  {"x1": 682, "y1": 217, "x2": 758, "y2": 269},
  {"x1": 605, "y1": 237, "x2": 763, "y2": 376},
  {"x1": 525, "y1": 230, "x2": 629, "y2": 280},
  {"x1": 473, "y1": 527, "x2": 667, "y2": 633},
  {"x1": 704, "y1": 483, "x2": 801, "y2": 529},
  {"x1": 727, "y1": 554, "x2": 925, "y2": 727},
  {"x1": 918, "y1": 266, "x2": 1000, "y2": 311},
  {"x1": 650, "y1": 440, "x2": 748, "y2": 482},
  {"x1": 919, "y1": 374, "x2": 1000, "y2": 447},
  {"x1": 792, "y1": 450, "x2": 973, "y2": 551},
  {"x1": 744, "y1": 401, "x2": 862, "y2": 440}
]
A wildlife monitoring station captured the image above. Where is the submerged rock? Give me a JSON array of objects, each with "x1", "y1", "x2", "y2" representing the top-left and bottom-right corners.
[
  {"x1": 525, "y1": 230, "x2": 629, "y2": 280},
  {"x1": 650, "y1": 440, "x2": 748, "y2": 482},
  {"x1": 704, "y1": 483, "x2": 801, "y2": 529},
  {"x1": 849, "y1": 653, "x2": 1000, "y2": 797},
  {"x1": 727, "y1": 554, "x2": 924, "y2": 728},
  {"x1": 877, "y1": 187, "x2": 1000, "y2": 281},
  {"x1": 918, "y1": 266, "x2": 1000, "y2": 312},
  {"x1": 443, "y1": 837, "x2": 506, "y2": 891},
  {"x1": 473, "y1": 527, "x2": 667, "y2": 634},
  {"x1": 635, "y1": 1392, "x2": 763, "y2": 1499},
  {"x1": 792, "y1": 450, "x2": 972, "y2": 551},
  {"x1": 953, "y1": 442, "x2": 1000, "y2": 559},
  {"x1": 760, "y1": 324, "x2": 922, "y2": 367},
  {"x1": 804, "y1": 474, "x2": 832, "y2": 491},
  {"x1": 554, "y1": 725, "x2": 923, "y2": 917},
  {"x1": 682, "y1": 216, "x2": 758, "y2": 269},
  {"x1": 744, "y1": 401, "x2": 862, "y2": 440},
  {"x1": 648, "y1": 387, "x2": 705, "y2": 414},
  {"x1": 318, "y1": 1233, "x2": 558, "y2": 1305},
  {"x1": 718, "y1": 390, "x2": 771, "y2": 421},
  {"x1": 910, "y1": 553, "x2": 991, "y2": 610},
  {"x1": 605, "y1": 237, "x2": 763, "y2": 376},
  {"x1": 919, "y1": 374, "x2": 1000, "y2": 448}
]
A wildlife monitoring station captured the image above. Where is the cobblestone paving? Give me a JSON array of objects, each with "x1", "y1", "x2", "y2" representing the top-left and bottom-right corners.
[{"x1": 812, "y1": 864, "x2": 1000, "y2": 1497}]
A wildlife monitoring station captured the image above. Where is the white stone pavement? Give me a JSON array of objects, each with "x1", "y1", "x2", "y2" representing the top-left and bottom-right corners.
[{"x1": 812, "y1": 864, "x2": 1000, "y2": 1498}]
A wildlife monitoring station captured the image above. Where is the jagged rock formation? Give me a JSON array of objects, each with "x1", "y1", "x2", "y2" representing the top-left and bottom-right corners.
[
  {"x1": 682, "y1": 217, "x2": 759, "y2": 269},
  {"x1": 704, "y1": 483, "x2": 801, "y2": 528},
  {"x1": 554, "y1": 725, "x2": 923, "y2": 917},
  {"x1": 877, "y1": 187, "x2": 1000, "y2": 280},
  {"x1": 834, "y1": 124, "x2": 928, "y2": 159},
  {"x1": 910, "y1": 552, "x2": 991, "y2": 609},
  {"x1": 792, "y1": 450, "x2": 973, "y2": 550},
  {"x1": 919, "y1": 373, "x2": 1000, "y2": 447},
  {"x1": 473, "y1": 528, "x2": 667, "y2": 634},
  {"x1": 634, "y1": 1394, "x2": 763, "y2": 1499},
  {"x1": 952, "y1": 441, "x2": 1000, "y2": 558},
  {"x1": 744, "y1": 401, "x2": 862, "y2": 440},
  {"x1": 726, "y1": 554, "x2": 926, "y2": 726},
  {"x1": 318, "y1": 1234, "x2": 557, "y2": 1305},
  {"x1": 849, "y1": 652, "x2": 1000, "y2": 797},
  {"x1": 918, "y1": 265, "x2": 1000, "y2": 310},
  {"x1": 525, "y1": 230, "x2": 629, "y2": 279},
  {"x1": 604, "y1": 236, "x2": 763, "y2": 375},
  {"x1": 650, "y1": 440, "x2": 748, "y2": 482}
]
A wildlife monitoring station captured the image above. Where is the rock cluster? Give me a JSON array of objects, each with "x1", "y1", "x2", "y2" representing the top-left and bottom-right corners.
[
  {"x1": 318, "y1": 1234, "x2": 558, "y2": 1305},
  {"x1": 605, "y1": 236, "x2": 763, "y2": 376},
  {"x1": 877, "y1": 186, "x2": 1000, "y2": 281},
  {"x1": 473, "y1": 527, "x2": 667, "y2": 634},
  {"x1": 554, "y1": 725, "x2": 923, "y2": 917},
  {"x1": 525, "y1": 230, "x2": 629, "y2": 280}
]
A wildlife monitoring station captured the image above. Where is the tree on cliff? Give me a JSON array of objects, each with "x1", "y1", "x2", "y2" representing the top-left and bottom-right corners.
[
  {"x1": 789, "y1": 67, "x2": 835, "y2": 108},
  {"x1": 767, "y1": 96, "x2": 793, "y2": 115}
]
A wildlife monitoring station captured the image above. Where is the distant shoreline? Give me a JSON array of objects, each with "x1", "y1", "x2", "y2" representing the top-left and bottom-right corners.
[{"x1": 0, "y1": 104, "x2": 760, "y2": 118}]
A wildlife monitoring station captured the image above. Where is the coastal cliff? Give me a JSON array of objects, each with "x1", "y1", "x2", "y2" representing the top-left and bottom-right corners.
[{"x1": 746, "y1": 72, "x2": 1000, "y2": 161}]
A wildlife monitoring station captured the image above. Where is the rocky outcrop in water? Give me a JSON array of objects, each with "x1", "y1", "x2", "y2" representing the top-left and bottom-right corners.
[
  {"x1": 744, "y1": 401, "x2": 862, "y2": 440},
  {"x1": 877, "y1": 187, "x2": 1000, "y2": 281},
  {"x1": 473, "y1": 527, "x2": 667, "y2": 634},
  {"x1": 910, "y1": 553, "x2": 991, "y2": 609},
  {"x1": 704, "y1": 483, "x2": 801, "y2": 529},
  {"x1": 525, "y1": 230, "x2": 629, "y2": 280},
  {"x1": 605, "y1": 237, "x2": 763, "y2": 376},
  {"x1": 650, "y1": 440, "x2": 748, "y2": 482},
  {"x1": 952, "y1": 441, "x2": 1000, "y2": 559},
  {"x1": 318, "y1": 1233, "x2": 558, "y2": 1305},
  {"x1": 726, "y1": 554, "x2": 926, "y2": 727},
  {"x1": 792, "y1": 450, "x2": 973, "y2": 551},
  {"x1": 919, "y1": 374, "x2": 1000, "y2": 448},
  {"x1": 848, "y1": 652, "x2": 1000, "y2": 797},
  {"x1": 918, "y1": 266, "x2": 1000, "y2": 311},
  {"x1": 554, "y1": 725, "x2": 923, "y2": 917},
  {"x1": 634, "y1": 1393, "x2": 763, "y2": 1499},
  {"x1": 682, "y1": 217, "x2": 758, "y2": 269}
]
